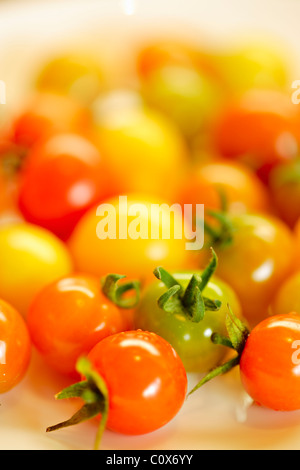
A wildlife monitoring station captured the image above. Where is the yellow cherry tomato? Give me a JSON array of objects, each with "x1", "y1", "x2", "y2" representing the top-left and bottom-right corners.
[
  {"x1": 68, "y1": 194, "x2": 196, "y2": 283},
  {"x1": 0, "y1": 223, "x2": 73, "y2": 316},
  {"x1": 35, "y1": 53, "x2": 105, "y2": 104},
  {"x1": 92, "y1": 93, "x2": 188, "y2": 202}
]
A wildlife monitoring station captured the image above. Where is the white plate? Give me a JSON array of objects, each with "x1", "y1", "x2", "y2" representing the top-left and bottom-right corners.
[{"x1": 1, "y1": 0, "x2": 300, "y2": 451}]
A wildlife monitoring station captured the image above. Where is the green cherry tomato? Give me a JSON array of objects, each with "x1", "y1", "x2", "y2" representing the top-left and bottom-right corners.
[{"x1": 133, "y1": 252, "x2": 242, "y2": 373}]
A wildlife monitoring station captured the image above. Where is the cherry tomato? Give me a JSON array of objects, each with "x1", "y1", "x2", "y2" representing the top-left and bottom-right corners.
[
  {"x1": 270, "y1": 271, "x2": 300, "y2": 316},
  {"x1": 134, "y1": 259, "x2": 242, "y2": 373},
  {"x1": 189, "y1": 310, "x2": 300, "y2": 412},
  {"x1": 213, "y1": 90, "x2": 300, "y2": 180},
  {"x1": 18, "y1": 132, "x2": 117, "y2": 240},
  {"x1": 11, "y1": 92, "x2": 92, "y2": 148},
  {"x1": 199, "y1": 212, "x2": 295, "y2": 326},
  {"x1": 0, "y1": 222, "x2": 73, "y2": 316},
  {"x1": 178, "y1": 160, "x2": 271, "y2": 216},
  {"x1": 47, "y1": 330, "x2": 187, "y2": 441},
  {"x1": 240, "y1": 313, "x2": 300, "y2": 411},
  {"x1": 35, "y1": 53, "x2": 105, "y2": 104},
  {"x1": 0, "y1": 299, "x2": 31, "y2": 393},
  {"x1": 93, "y1": 94, "x2": 188, "y2": 201},
  {"x1": 269, "y1": 160, "x2": 300, "y2": 228},
  {"x1": 68, "y1": 194, "x2": 195, "y2": 283},
  {"x1": 27, "y1": 273, "x2": 138, "y2": 378},
  {"x1": 212, "y1": 41, "x2": 288, "y2": 95}
]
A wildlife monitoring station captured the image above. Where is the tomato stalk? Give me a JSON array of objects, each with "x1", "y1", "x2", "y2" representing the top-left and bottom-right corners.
[
  {"x1": 154, "y1": 248, "x2": 222, "y2": 322},
  {"x1": 187, "y1": 305, "x2": 250, "y2": 396},
  {"x1": 204, "y1": 209, "x2": 235, "y2": 248},
  {"x1": 101, "y1": 273, "x2": 141, "y2": 309},
  {"x1": 46, "y1": 356, "x2": 109, "y2": 450}
]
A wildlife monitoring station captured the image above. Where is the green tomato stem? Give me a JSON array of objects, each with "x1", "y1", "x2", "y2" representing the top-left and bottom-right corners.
[
  {"x1": 154, "y1": 248, "x2": 221, "y2": 323},
  {"x1": 46, "y1": 357, "x2": 109, "y2": 450},
  {"x1": 101, "y1": 273, "x2": 141, "y2": 309}
]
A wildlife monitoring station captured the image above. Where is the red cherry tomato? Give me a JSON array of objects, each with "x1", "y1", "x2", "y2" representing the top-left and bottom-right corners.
[
  {"x1": 27, "y1": 273, "x2": 137, "y2": 378},
  {"x1": 240, "y1": 313, "x2": 300, "y2": 411},
  {"x1": 18, "y1": 133, "x2": 117, "y2": 240},
  {"x1": 46, "y1": 330, "x2": 187, "y2": 443},
  {"x1": 0, "y1": 299, "x2": 31, "y2": 393}
]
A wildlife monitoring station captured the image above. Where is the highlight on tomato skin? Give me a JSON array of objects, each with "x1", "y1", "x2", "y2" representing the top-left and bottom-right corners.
[{"x1": 0, "y1": 299, "x2": 31, "y2": 394}]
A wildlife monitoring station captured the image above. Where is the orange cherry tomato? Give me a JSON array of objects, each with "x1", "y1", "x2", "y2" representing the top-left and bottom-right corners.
[
  {"x1": 240, "y1": 313, "x2": 300, "y2": 411},
  {"x1": 212, "y1": 90, "x2": 300, "y2": 181},
  {"x1": 178, "y1": 160, "x2": 271, "y2": 215},
  {"x1": 86, "y1": 330, "x2": 187, "y2": 435},
  {"x1": 18, "y1": 132, "x2": 117, "y2": 240},
  {"x1": 27, "y1": 273, "x2": 134, "y2": 378},
  {"x1": 11, "y1": 92, "x2": 92, "y2": 148},
  {"x1": 0, "y1": 299, "x2": 31, "y2": 393}
]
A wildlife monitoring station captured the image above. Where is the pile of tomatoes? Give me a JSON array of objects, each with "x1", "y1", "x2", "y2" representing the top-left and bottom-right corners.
[{"x1": 1, "y1": 37, "x2": 300, "y2": 449}]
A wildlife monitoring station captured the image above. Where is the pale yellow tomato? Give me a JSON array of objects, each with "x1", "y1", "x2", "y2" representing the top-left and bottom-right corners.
[{"x1": 0, "y1": 223, "x2": 73, "y2": 316}]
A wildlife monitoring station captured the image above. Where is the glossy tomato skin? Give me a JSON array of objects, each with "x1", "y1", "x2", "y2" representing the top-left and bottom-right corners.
[
  {"x1": 240, "y1": 314, "x2": 300, "y2": 411},
  {"x1": 18, "y1": 133, "x2": 117, "y2": 240},
  {"x1": 134, "y1": 272, "x2": 242, "y2": 373},
  {"x1": 200, "y1": 214, "x2": 295, "y2": 327},
  {"x1": 87, "y1": 330, "x2": 187, "y2": 435},
  {"x1": 12, "y1": 92, "x2": 92, "y2": 148},
  {"x1": 68, "y1": 195, "x2": 196, "y2": 283},
  {"x1": 27, "y1": 274, "x2": 127, "y2": 378},
  {"x1": 0, "y1": 223, "x2": 73, "y2": 316},
  {"x1": 0, "y1": 299, "x2": 31, "y2": 393}
]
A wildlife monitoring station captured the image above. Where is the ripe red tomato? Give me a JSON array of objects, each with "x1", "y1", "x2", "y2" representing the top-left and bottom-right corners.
[
  {"x1": 11, "y1": 92, "x2": 92, "y2": 148},
  {"x1": 0, "y1": 299, "x2": 31, "y2": 393},
  {"x1": 46, "y1": 330, "x2": 187, "y2": 446},
  {"x1": 189, "y1": 310, "x2": 300, "y2": 413},
  {"x1": 240, "y1": 313, "x2": 300, "y2": 411},
  {"x1": 18, "y1": 132, "x2": 117, "y2": 240},
  {"x1": 27, "y1": 273, "x2": 136, "y2": 378}
]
